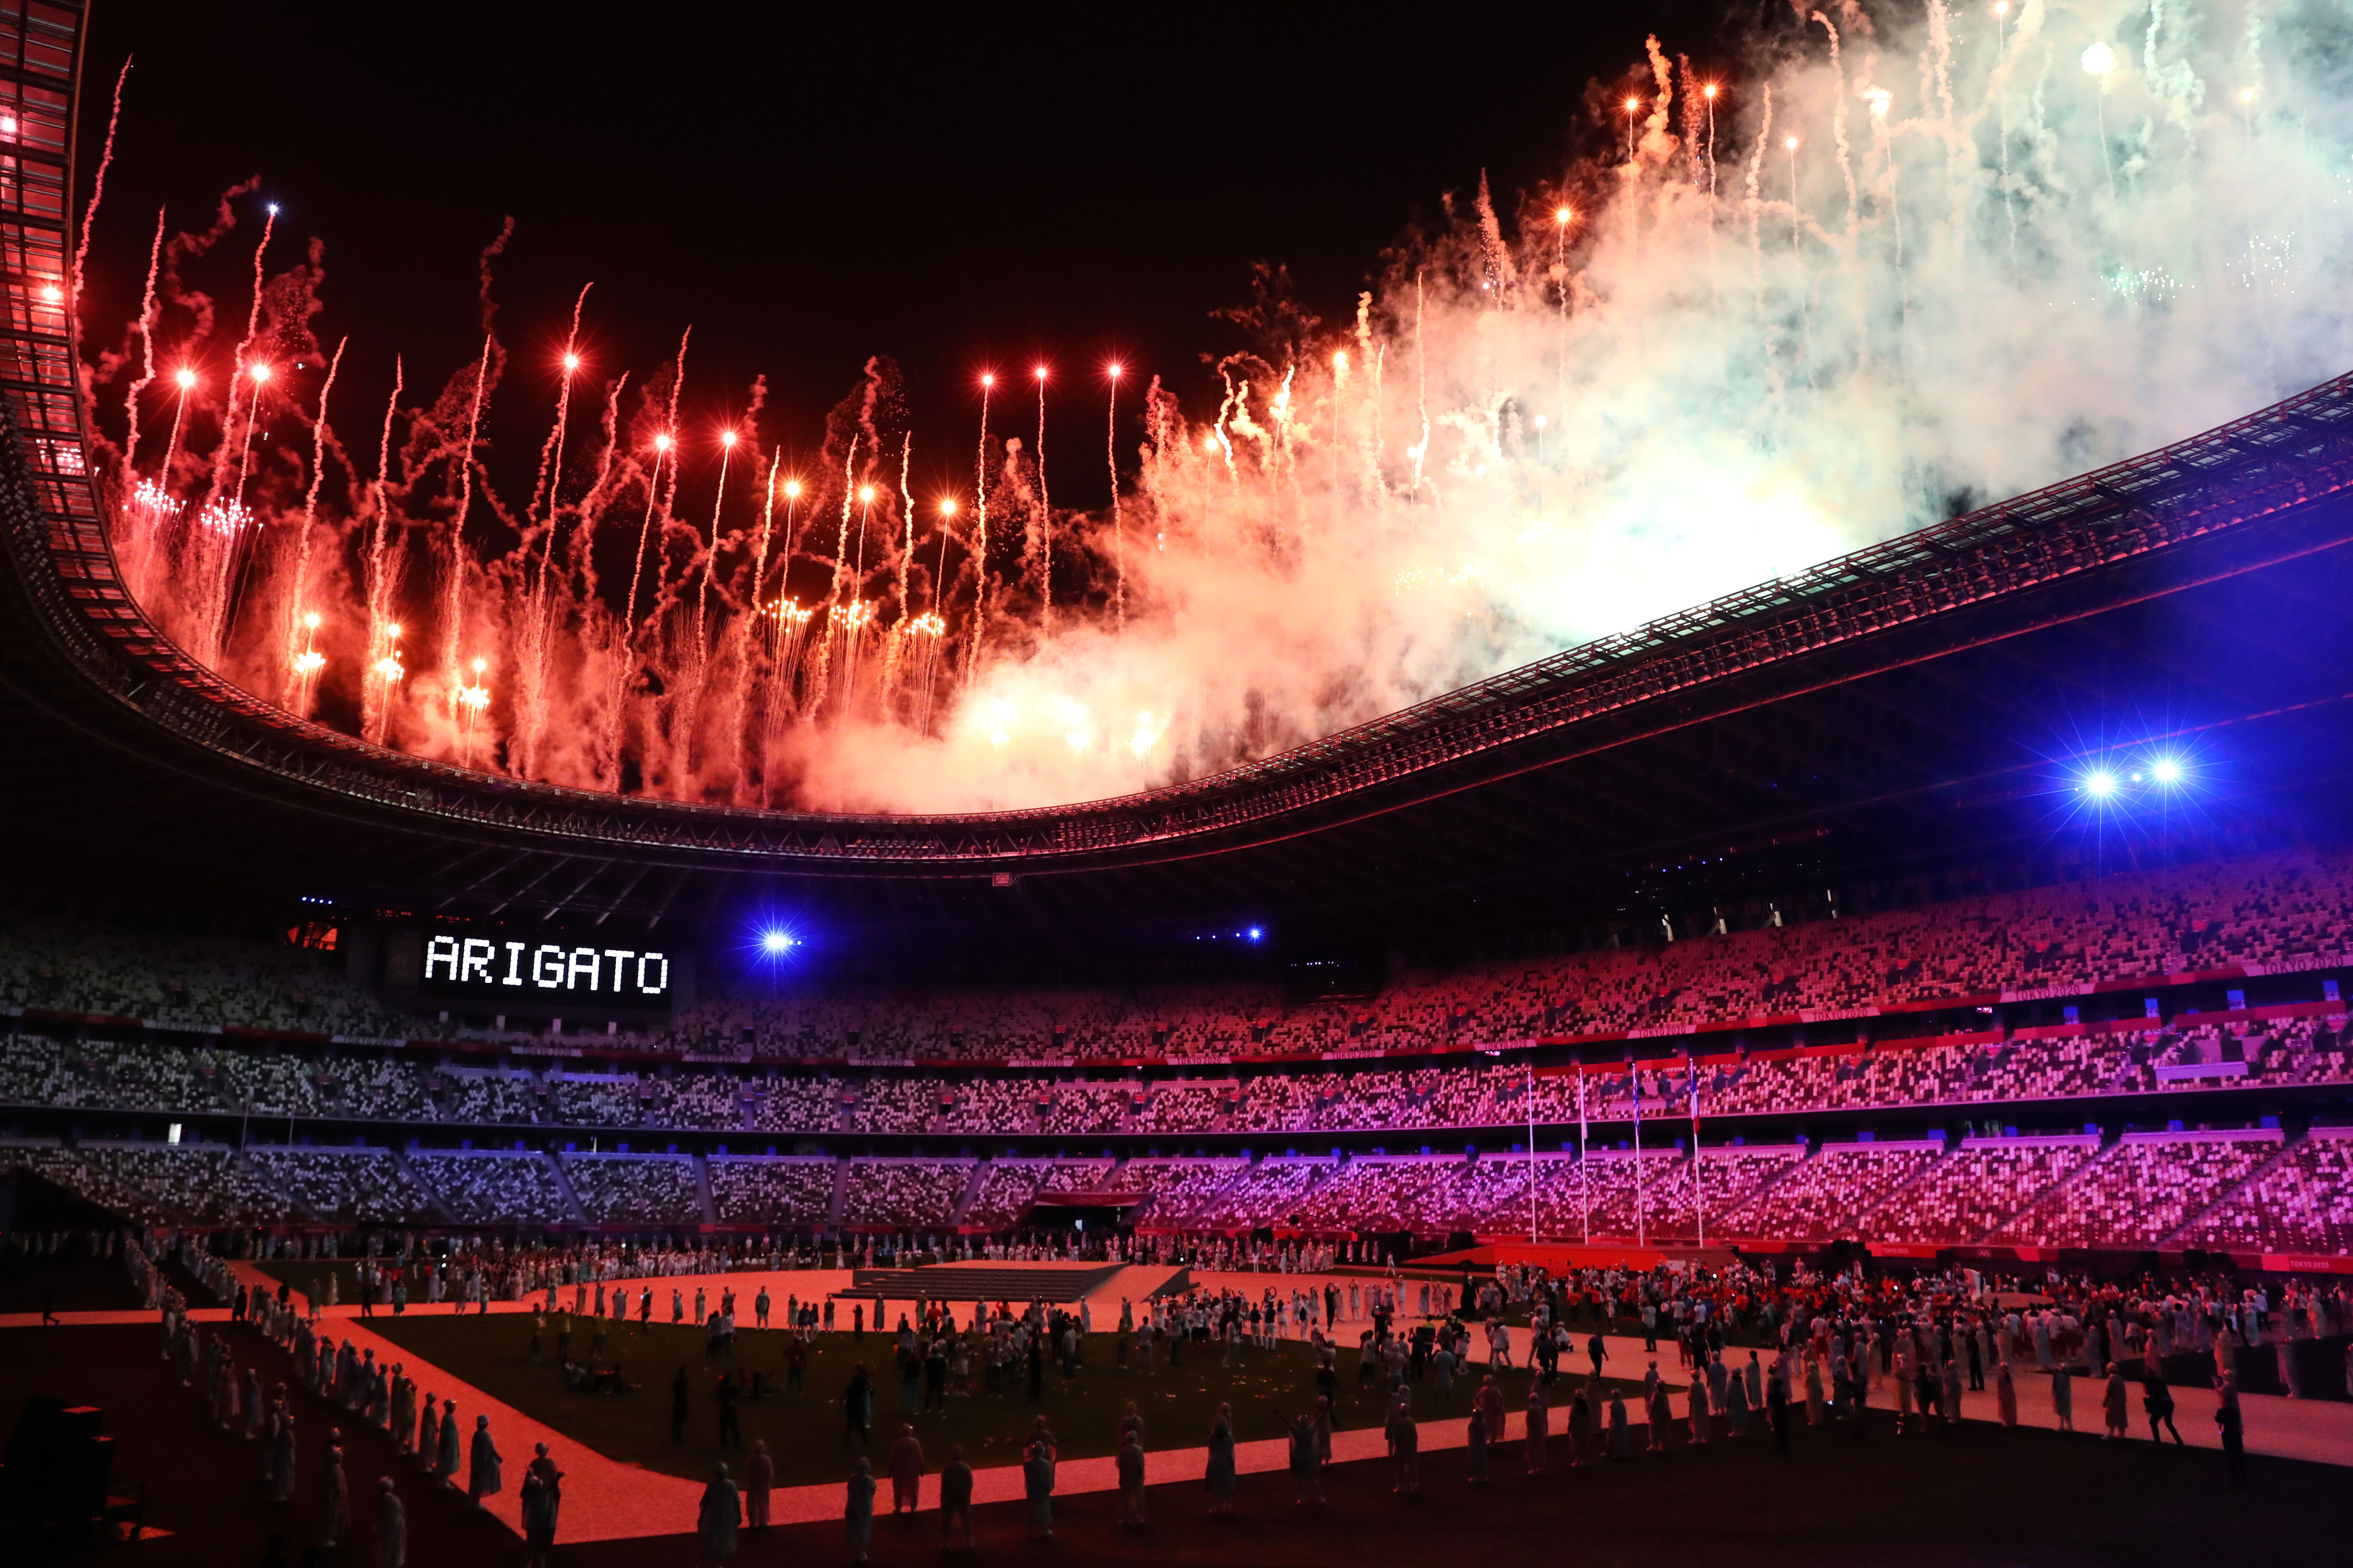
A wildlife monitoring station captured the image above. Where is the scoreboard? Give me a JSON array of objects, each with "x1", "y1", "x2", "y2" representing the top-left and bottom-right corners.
[{"x1": 408, "y1": 930, "x2": 676, "y2": 1007}]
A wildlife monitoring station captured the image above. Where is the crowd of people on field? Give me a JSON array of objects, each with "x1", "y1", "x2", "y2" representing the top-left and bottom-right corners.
[
  {"x1": 32, "y1": 1222, "x2": 2341, "y2": 1565},
  {"x1": 123, "y1": 1236, "x2": 560, "y2": 1568}
]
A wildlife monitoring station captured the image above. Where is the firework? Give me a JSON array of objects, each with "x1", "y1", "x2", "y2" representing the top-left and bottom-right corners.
[{"x1": 89, "y1": 3, "x2": 2350, "y2": 815}]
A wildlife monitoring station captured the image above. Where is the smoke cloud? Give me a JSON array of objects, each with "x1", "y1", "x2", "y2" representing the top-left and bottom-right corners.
[{"x1": 97, "y1": 1, "x2": 2353, "y2": 814}]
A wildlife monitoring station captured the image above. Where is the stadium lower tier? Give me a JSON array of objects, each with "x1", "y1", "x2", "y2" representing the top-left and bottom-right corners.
[
  {"x1": 1, "y1": 1008, "x2": 2347, "y2": 1134},
  {"x1": 6, "y1": 1129, "x2": 2350, "y2": 1259}
]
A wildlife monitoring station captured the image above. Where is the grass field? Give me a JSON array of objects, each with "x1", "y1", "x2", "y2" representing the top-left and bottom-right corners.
[
  {"x1": 251, "y1": 1259, "x2": 855, "y2": 1310},
  {"x1": 10, "y1": 1321, "x2": 2340, "y2": 1568},
  {"x1": 251, "y1": 1259, "x2": 860, "y2": 1314},
  {"x1": 369, "y1": 1314, "x2": 1644, "y2": 1490},
  {"x1": 0, "y1": 1252, "x2": 143, "y2": 1314},
  {"x1": 250, "y1": 1261, "x2": 1776, "y2": 1351}
]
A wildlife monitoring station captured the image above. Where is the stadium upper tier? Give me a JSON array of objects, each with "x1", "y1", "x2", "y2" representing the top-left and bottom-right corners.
[
  {"x1": 7, "y1": 844, "x2": 2348, "y2": 1065},
  {"x1": 3, "y1": 846, "x2": 2348, "y2": 1145}
]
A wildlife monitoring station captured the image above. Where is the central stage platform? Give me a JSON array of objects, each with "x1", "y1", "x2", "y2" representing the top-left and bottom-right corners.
[{"x1": 835, "y1": 1261, "x2": 1188, "y2": 1304}]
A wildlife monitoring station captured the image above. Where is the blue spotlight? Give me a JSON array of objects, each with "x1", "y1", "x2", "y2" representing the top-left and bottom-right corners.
[
  {"x1": 2082, "y1": 769, "x2": 2118, "y2": 799},
  {"x1": 1247, "y1": 926, "x2": 1264, "y2": 942},
  {"x1": 2150, "y1": 756, "x2": 2184, "y2": 786},
  {"x1": 760, "y1": 929, "x2": 796, "y2": 956}
]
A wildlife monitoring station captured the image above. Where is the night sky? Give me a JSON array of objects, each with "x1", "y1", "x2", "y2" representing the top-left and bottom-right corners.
[{"x1": 75, "y1": 1, "x2": 1733, "y2": 509}]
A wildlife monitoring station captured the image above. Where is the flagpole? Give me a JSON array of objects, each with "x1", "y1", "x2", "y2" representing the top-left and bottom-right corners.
[
  {"x1": 1526, "y1": 1055, "x2": 1538, "y2": 1245},
  {"x1": 1691, "y1": 1056, "x2": 1705, "y2": 1250},
  {"x1": 1632, "y1": 1061, "x2": 1645, "y2": 1250},
  {"x1": 1576, "y1": 1065, "x2": 1590, "y2": 1246}
]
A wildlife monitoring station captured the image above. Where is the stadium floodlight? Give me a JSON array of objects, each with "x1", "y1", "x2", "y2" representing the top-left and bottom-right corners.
[
  {"x1": 2082, "y1": 769, "x2": 2118, "y2": 798},
  {"x1": 2150, "y1": 757, "x2": 2184, "y2": 785}
]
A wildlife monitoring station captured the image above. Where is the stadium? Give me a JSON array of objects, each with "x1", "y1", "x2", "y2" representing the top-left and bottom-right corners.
[{"x1": 3, "y1": 1, "x2": 2351, "y2": 1564}]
